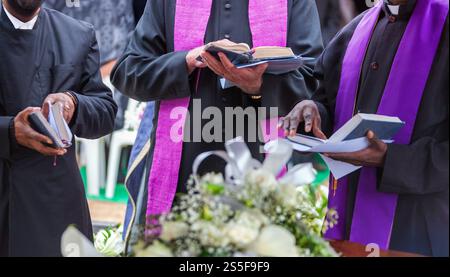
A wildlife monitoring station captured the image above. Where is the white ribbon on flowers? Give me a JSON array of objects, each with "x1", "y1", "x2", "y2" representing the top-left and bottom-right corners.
[{"x1": 193, "y1": 137, "x2": 317, "y2": 187}]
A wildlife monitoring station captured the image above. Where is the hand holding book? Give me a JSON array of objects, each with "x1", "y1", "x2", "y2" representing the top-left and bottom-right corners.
[
  {"x1": 282, "y1": 100, "x2": 405, "y2": 177},
  {"x1": 201, "y1": 51, "x2": 268, "y2": 94},
  {"x1": 29, "y1": 98, "x2": 74, "y2": 150},
  {"x1": 13, "y1": 107, "x2": 67, "y2": 156},
  {"x1": 324, "y1": 130, "x2": 388, "y2": 168},
  {"x1": 186, "y1": 45, "x2": 208, "y2": 75},
  {"x1": 197, "y1": 39, "x2": 301, "y2": 69},
  {"x1": 13, "y1": 92, "x2": 76, "y2": 157},
  {"x1": 42, "y1": 92, "x2": 77, "y2": 124},
  {"x1": 197, "y1": 39, "x2": 307, "y2": 90}
]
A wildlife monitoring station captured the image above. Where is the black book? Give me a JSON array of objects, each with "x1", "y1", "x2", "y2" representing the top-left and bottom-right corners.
[
  {"x1": 29, "y1": 104, "x2": 73, "y2": 149},
  {"x1": 328, "y1": 113, "x2": 405, "y2": 143}
]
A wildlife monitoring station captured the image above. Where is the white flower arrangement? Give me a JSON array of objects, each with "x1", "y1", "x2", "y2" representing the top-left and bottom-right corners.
[
  {"x1": 129, "y1": 138, "x2": 339, "y2": 257},
  {"x1": 132, "y1": 168, "x2": 338, "y2": 257},
  {"x1": 61, "y1": 139, "x2": 339, "y2": 258}
]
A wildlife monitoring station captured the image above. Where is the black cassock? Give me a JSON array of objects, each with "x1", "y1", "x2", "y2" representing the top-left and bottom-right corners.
[
  {"x1": 315, "y1": 0, "x2": 342, "y2": 46},
  {"x1": 0, "y1": 6, "x2": 117, "y2": 256},
  {"x1": 313, "y1": 1, "x2": 449, "y2": 256},
  {"x1": 111, "y1": 0, "x2": 323, "y2": 193}
]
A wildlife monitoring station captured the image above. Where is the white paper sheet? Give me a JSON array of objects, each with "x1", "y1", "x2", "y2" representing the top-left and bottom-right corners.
[
  {"x1": 48, "y1": 102, "x2": 73, "y2": 147},
  {"x1": 289, "y1": 138, "x2": 394, "y2": 179},
  {"x1": 291, "y1": 137, "x2": 370, "y2": 153},
  {"x1": 319, "y1": 154, "x2": 361, "y2": 180}
]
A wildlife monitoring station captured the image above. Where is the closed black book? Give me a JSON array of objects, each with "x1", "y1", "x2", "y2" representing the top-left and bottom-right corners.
[
  {"x1": 29, "y1": 111, "x2": 67, "y2": 148},
  {"x1": 329, "y1": 113, "x2": 405, "y2": 143}
]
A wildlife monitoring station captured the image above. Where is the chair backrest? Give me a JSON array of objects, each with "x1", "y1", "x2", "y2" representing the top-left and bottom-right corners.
[{"x1": 124, "y1": 100, "x2": 146, "y2": 131}]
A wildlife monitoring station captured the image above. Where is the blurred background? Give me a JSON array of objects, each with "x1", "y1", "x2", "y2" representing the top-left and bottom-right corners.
[{"x1": 42, "y1": 0, "x2": 371, "y2": 231}]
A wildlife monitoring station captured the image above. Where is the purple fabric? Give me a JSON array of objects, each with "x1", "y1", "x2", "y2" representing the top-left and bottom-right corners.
[
  {"x1": 146, "y1": 0, "x2": 213, "y2": 219},
  {"x1": 324, "y1": 3, "x2": 383, "y2": 242},
  {"x1": 146, "y1": 0, "x2": 288, "y2": 220},
  {"x1": 325, "y1": 0, "x2": 449, "y2": 250},
  {"x1": 249, "y1": 0, "x2": 287, "y2": 48}
]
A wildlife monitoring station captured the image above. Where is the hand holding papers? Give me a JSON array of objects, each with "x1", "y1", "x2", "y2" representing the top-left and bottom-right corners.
[{"x1": 288, "y1": 134, "x2": 382, "y2": 179}]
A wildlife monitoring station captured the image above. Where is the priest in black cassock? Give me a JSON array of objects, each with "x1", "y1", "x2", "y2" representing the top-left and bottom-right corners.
[
  {"x1": 0, "y1": 0, "x2": 117, "y2": 256},
  {"x1": 282, "y1": 0, "x2": 448, "y2": 256},
  {"x1": 111, "y1": 0, "x2": 323, "y2": 246}
]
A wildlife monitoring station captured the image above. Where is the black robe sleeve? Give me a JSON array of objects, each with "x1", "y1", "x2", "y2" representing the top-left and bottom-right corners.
[
  {"x1": 0, "y1": 116, "x2": 13, "y2": 159},
  {"x1": 379, "y1": 18, "x2": 450, "y2": 196},
  {"x1": 70, "y1": 28, "x2": 118, "y2": 139},
  {"x1": 260, "y1": 0, "x2": 324, "y2": 116},
  {"x1": 110, "y1": 1, "x2": 191, "y2": 102},
  {"x1": 380, "y1": 139, "x2": 449, "y2": 194}
]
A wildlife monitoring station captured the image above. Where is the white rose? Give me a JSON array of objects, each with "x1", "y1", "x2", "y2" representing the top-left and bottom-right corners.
[
  {"x1": 94, "y1": 227, "x2": 124, "y2": 257},
  {"x1": 225, "y1": 224, "x2": 259, "y2": 248},
  {"x1": 248, "y1": 225, "x2": 299, "y2": 257},
  {"x1": 135, "y1": 241, "x2": 174, "y2": 257},
  {"x1": 192, "y1": 221, "x2": 228, "y2": 247},
  {"x1": 276, "y1": 184, "x2": 299, "y2": 208},
  {"x1": 236, "y1": 210, "x2": 269, "y2": 229},
  {"x1": 160, "y1": 222, "x2": 189, "y2": 242},
  {"x1": 245, "y1": 169, "x2": 277, "y2": 192},
  {"x1": 201, "y1": 173, "x2": 225, "y2": 185}
]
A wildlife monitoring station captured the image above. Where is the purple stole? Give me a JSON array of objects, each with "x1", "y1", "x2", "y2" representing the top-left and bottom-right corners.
[
  {"x1": 145, "y1": 0, "x2": 288, "y2": 223},
  {"x1": 324, "y1": 0, "x2": 449, "y2": 249}
]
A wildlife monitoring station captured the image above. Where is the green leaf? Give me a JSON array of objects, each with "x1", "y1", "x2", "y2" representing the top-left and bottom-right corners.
[
  {"x1": 204, "y1": 183, "x2": 225, "y2": 195},
  {"x1": 201, "y1": 206, "x2": 213, "y2": 221},
  {"x1": 244, "y1": 199, "x2": 254, "y2": 208}
]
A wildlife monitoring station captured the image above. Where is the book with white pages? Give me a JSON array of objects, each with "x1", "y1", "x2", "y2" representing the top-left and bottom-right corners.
[
  {"x1": 29, "y1": 103, "x2": 73, "y2": 149},
  {"x1": 287, "y1": 113, "x2": 405, "y2": 179}
]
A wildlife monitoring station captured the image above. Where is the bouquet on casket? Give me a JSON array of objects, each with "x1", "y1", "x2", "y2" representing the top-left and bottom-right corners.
[{"x1": 132, "y1": 138, "x2": 339, "y2": 257}]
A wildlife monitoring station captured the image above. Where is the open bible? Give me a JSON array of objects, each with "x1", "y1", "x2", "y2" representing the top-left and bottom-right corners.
[{"x1": 198, "y1": 40, "x2": 309, "y2": 88}]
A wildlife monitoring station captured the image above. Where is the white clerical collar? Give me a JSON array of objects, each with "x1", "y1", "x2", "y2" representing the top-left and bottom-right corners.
[
  {"x1": 387, "y1": 5, "x2": 400, "y2": 15},
  {"x1": 2, "y1": 3, "x2": 38, "y2": 30}
]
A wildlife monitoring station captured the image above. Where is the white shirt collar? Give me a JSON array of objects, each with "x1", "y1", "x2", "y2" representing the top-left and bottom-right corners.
[
  {"x1": 2, "y1": 4, "x2": 38, "y2": 30},
  {"x1": 387, "y1": 5, "x2": 400, "y2": 15}
]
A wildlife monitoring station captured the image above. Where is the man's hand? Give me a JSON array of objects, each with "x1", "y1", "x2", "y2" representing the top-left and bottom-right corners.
[
  {"x1": 326, "y1": 131, "x2": 388, "y2": 167},
  {"x1": 279, "y1": 100, "x2": 326, "y2": 139},
  {"x1": 42, "y1": 92, "x2": 77, "y2": 124},
  {"x1": 201, "y1": 51, "x2": 268, "y2": 95},
  {"x1": 186, "y1": 46, "x2": 208, "y2": 75},
  {"x1": 14, "y1": 107, "x2": 67, "y2": 156}
]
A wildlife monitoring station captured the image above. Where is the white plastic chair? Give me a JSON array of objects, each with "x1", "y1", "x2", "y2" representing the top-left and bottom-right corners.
[
  {"x1": 76, "y1": 77, "x2": 113, "y2": 197},
  {"x1": 77, "y1": 137, "x2": 106, "y2": 197}
]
